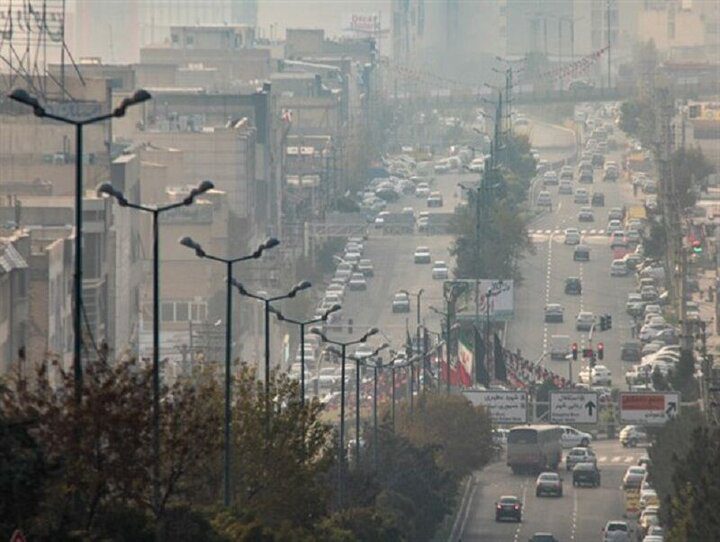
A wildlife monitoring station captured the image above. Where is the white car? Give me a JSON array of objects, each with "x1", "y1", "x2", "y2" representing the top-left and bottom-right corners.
[
  {"x1": 432, "y1": 260, "x2": 449, "y2": 280},
  {"x1": 602, "y1": 520, "x2": 631, "y2": 542},
  {"x1": 576, "y1": 311, "x2": 595, "y2": 331},
  {"x1": 592, "y1": 365, "x2": 612, "y2": 386},
  {"x1": 416, "y1": 183, "x2": 431, "y2": 198},
  {"x1": 559, "y1": 426, "x2": 592, "y2": 448},
  {"x1": 469, "y1": 157, "x2": 486, "y2": 173},
  {"x1": 611, "y1": 259, "x2": 629, "y2": 276},
  {"x1": 413, "y1": 246, "x2": 431, "y2": 264},
  {"x1": 610, "y1": 231, "x2": 628, "y2": 249},
  {"x1": 347, "y1": 273, "x2": 367, "y2": 291},
  {"x1": 543, "y1": 170, "x2": 559, "y2": 185},
  {"x1": 391, "y1": 292, "x2": 410, "y2": 313},
  {"x1": 564, "y1": 228, "x2": 581, "y2": 245},
  {"x1": 559, "y1": 179, "x2": 573, "y2": 194},
  {"x1": 574, "y1": 188, "x2": 589, "y2": 204}
]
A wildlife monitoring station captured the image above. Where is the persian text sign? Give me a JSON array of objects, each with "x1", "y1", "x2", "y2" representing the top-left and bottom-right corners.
[
  {"x1": 550, "y1": 391, "x2": 598, "y2": 424},
  {"x1": 463, "y1": 390, "x2": 527, "y2": 424},
  {"x1": 619, "y1": 392, "x2": 679, "y2": 425}
]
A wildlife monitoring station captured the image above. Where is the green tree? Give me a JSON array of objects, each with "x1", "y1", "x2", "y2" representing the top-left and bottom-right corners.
[
  {"x1": 395, "y1": 394, "x2": 494, "y2": 478},
  {"x1": 669, "y1": 350, "x2": 697, "y2": 400},
  {"x1": 672, "y1": 146, "x2": 715, "y2": 208},
  {"x1": 230, "y1": 369, "x2": 335, "y2": 530}
]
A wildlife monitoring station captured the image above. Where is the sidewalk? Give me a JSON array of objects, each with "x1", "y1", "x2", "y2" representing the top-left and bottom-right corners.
[{"x1": 693, "y1": 270, "x2": 720, "y2": 355}]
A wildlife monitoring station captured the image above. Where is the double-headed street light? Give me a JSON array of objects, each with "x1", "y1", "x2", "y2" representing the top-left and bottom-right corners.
[
  {"x1": 346, "y1": 342, "x2": 389, "y2": 466},
  {"x1": 233, "y1": 279, "x2": 312, "y2": 433},
  {"x1": 97, "y1": 179, "x2": 212, "y2": 511},
  {"x1": 400, "y1": 288, "x2": 423, "y2": 412},
  {"x1": 270, "y1": 304, "x2": 341, "y2": 406},
  {"x1": 179, "y1": 236, "x2": 279, "y2": 506},
  {"x1": 10, "y1": 88, "x2": 151, "y2": 406},
  {"x1": 311, "y1": 326, "x2": 378, "y2": 508}
]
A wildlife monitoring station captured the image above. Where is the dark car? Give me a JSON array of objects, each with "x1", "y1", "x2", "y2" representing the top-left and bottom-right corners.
[
  {"x1": 591, "y1": 192, "x2": 605, "y2": 207},
  {"x1": 620, "y1": 342, "x2": 641, "y2": 362},
  {"x1": 572, "y1": 462, "x2": 601, "y2": 487},
  {"x1": 529, "y1": 534, "x2": 558, "y2": 542},
  {"x1": 565, "y1": 277, "x2": 582, "y2": 295},
  {"x1": 495, "y1": 495, "x2": 522, "y2": 522},
  {"x1": 592, "y1": 153, "x2": 605, "y2": 168}
]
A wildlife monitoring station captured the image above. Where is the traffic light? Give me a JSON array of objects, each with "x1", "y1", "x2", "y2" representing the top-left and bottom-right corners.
[
  {"x1": 692, "y1": 240, "x2": 703, "y2": 254},
  {"x1": 599, "y1": 315, "x2": 607, "y2": 331},
  {"x1": 582, "y1": 347, "x2": 594, "y2": 359},
  {"x1": 597, "y1": 342, "x2": 604, "y2": 360},
  {"x1": 571, "y1": 343, "x2": 578, "y2": 361},
  {"x1": 606, "y1": 314, "x2": 612, "y2": 330}
]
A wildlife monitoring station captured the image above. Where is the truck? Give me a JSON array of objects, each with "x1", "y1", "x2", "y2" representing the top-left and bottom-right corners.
[{"x1": 625, "y1": 205, "x2": 647, "y2": 226}]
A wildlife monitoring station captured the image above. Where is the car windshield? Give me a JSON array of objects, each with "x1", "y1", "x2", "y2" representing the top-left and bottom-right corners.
[
  {"x1": 607, "y1": 523, "x2": 628, "y2": 531},
  {"x1": 500, "y1": 497, "x2": 519, "y2": 504}
]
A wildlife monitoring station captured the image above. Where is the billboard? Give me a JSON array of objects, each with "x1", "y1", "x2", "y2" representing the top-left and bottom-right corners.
[
  {"x1": 445, "y1": 279, "x2": 514, "y2": 322},
  {"x1": 463, "y1": 390, "x2": 528, "y2": 424},
  {"x1": 619, "y1": 392, "x2": 680, "y2": 425}
]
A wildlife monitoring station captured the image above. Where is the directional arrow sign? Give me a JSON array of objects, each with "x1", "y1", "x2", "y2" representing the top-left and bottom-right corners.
[
  {"x1": 462, "y1": 390, "x2": 527, "y2": 424},
  {"x1": 550, "y1": 391, "x2": 599, "y2": 424},
  {"x1": 620, "y1": 392, "x2": 680, "y2": 425}
]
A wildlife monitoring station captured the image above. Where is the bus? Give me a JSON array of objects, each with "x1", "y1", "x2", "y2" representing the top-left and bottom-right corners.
[{"x1": 507, "y1": 425, "x2": 563, "y2": 474}]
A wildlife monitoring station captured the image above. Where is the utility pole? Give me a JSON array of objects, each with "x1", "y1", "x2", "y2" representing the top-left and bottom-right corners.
[{"x1": 606, "y1": 0, "x2": 612, "y2": 89}]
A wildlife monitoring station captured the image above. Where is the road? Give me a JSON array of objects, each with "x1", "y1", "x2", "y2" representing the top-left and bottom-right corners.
[
  {"x1": 325, "y1": 169, "x2": 464, "y2": 350},
  {"x1": 458, "y1": 440, "x2": 646, "y2": 542},
  {"x1": 508, "y1": 128, "x2": 639, "y2": 391}
]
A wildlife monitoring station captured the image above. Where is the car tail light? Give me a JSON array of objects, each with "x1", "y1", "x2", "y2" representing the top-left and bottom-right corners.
[
  {"x1": 496, "y1": 504, "x2": 502, "y2": 510},
  {"x1": 514, "y1": 505, "x2": 520, "y2": 510}
]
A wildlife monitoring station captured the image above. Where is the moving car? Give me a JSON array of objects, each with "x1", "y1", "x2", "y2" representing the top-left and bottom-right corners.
[
  {"x1": 413, "y1": 246, "x2": 431, "y2": 264},
  {"x1": 573, "y1": 244, "x2": 590, "y2": 262},
  {"x1": 559, "y1": 426, "x2": 592, "y2": 447},
  {"x1": 572, "y1": 462, "x2": 601, "y2": 487},
  {"x1": 565, "y1": 277, "x2": 582, "y2": 295},
  {"x1": 495, "y1": 495, "x2": 522, "y2": 522},
  {"x1": 578, "y1": 206, "x2": 595, "y2": 222},
  {"x1": 535, "y1": 472, "x2": 563, "y2": 497},
  {"x1": 574, "y1": 188, "x2": 589, "y2": 204},
  {"x1": 610, "y1": 231, "x2": 628, "y2": 249},
  {"x1": 431, "y1": 261, "x2": 449, "y2": 280},
  {"x1": 528, "y1": 534, "x2": 558, "y2": 542},
  {"x1": 357, "y1": 259, "x2": 374, "y2": 277},
  {"x1": 549, "y1": 335, "x2": 571, "y2": 361},
  {"x1": 544, "y1": 303, "x2": 564, "y2": 323},
  {"x1": 607, "y1": 219, "x2": 623, "y2": 233},
  {"x1": 543, "y1": 170, "x2": 559, "y2": 186},
  {"x1": 348, "y1": 273, "x2": 367, "y2": 291},
  {"x1": 537, "y1": 190, "x2": 552, "y2": 208},
  {"x1": 591, "y1": 191, "x2": 605, "y2": 206},
  {"x1": 620, "y1": 425, "x2": 648, "y2": 448},
  {"x1": 564, "y1": 228, "x2": 581, "y2": 245},
  {"x1": 620, "y1": 342, "x2": 641, "y2": 362},
  {"x1": 575, "y1": 311, "x2": 595, "y2": 331},
  {"x1": 559, "y1": 180, "x2": 573, "y2": 194},
  {"x1": 602, "y1": 521, "x2": 631, "y2": 542},
  {"x1": 608, "y1": 207, "x2": 624, "y2": 221},
  {"x1": 566, "y1": 447, "x2": 597, "y2": 471},
  {"x1": 391, "y1": 292, "x2": 410, "y2": 313}
]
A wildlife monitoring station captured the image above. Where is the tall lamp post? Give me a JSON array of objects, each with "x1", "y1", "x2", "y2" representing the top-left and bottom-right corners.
[
  {"x1": 400, "y1": 288, "x2": 423, "y2": 406},
  {"x1": 97, "y1": 178, "x2": 212, "y2": 511},
  {"x1": 270, "y1": 304, "x2": 342, "y2": 406},
  {"x1": 10, "y1": 88, "x2": 151, "y2": 405},
  {"x1": 179, "y1": 236, "x2": 279, "y2": 506},
  {"x1": 346, "y1": 342, "x2": 389, "y2": 467},
  {"x1": 311, "y1": 327, "x2": 378, "y2": 508},
  {"x1": 233, "y1": 279, "x2": 312, "y2": 433}
]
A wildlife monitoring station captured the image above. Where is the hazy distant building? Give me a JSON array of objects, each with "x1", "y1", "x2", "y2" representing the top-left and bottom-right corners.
[
  {"x1": 73, "y1": 0, "x2": 259, "y2": 64},
  {"x1": 0, "y1": 229, "x2": 29, "y2": 375}
]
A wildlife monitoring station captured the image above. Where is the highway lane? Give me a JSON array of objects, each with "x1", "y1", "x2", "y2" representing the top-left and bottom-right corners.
[
  {"x1": 508, "y1": 127, "x2": 640, "y2": 390},
  {"x1": 459, "y1": 441, "x2": 646, "y2": 542}
]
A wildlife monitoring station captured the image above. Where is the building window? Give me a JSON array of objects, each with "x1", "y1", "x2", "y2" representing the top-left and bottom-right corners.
[
  {"x1": 191, "y1": 302, "x2": 207, "y2": 323},
  {"x1": 161, "y1": 302, "x2": 174, "y2": 322},
  {"x1": 175, "y1": 302, "x2": 189, "y2": 322}
]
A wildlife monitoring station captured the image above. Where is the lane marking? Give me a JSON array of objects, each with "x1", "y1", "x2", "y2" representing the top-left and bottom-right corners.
[{"x1": 571, "y1": 487, "x2": 578, "y2": 541}]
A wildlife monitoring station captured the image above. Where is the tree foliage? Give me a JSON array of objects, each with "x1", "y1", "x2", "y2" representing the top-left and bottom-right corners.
[
  {"x1": 671, "y1": 146, "x2": 715, "y2": 209},
  {"x1": 395, "y1": 394, "x2": 494, "y2": 479}
]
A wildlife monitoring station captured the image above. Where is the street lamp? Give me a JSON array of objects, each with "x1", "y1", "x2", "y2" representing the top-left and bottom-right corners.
[
  {"x1": 311, "y1": 326, "x2": 378, "y2": 508},
  {"x1": 10, "y1": 87, "x2": 151, "y2": 407},
  {"x1": 347, "y1": 342, "x2": 389, "y2": 467},
  {"x1": 233, "y1": 279, "x2": 312, "y2": 433},
  {"x1": 400, "y1": 288, "x2": 423, "y2": 412},
  {"x1": 179, "y1": 235, "x2": 279, "y2": 506},
  {"x1": 97, "y1": 178, "x2": 211, "y2": 512},
  {"x1": 271, "y1": 304, "x2": 341, "y2": 405}
]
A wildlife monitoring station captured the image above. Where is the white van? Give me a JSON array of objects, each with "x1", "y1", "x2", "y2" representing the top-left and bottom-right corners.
[{"x1": 550, "y1": 335, "x2": 571, "y2": 361}]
